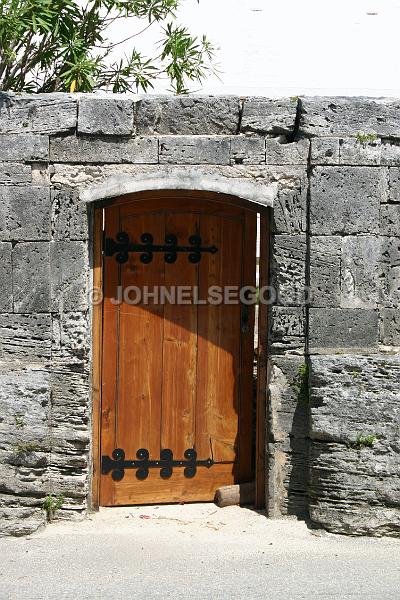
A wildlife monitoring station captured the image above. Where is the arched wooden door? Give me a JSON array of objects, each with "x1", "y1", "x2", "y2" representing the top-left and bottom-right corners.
[{"x1": 99, "y1": 191, "x2": 256, "y2": 505}]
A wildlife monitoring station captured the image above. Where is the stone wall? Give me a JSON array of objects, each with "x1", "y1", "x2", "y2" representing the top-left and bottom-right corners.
[
  {"x1": 0, "y1": 92, "x2": 398, "y2": 537},
  {"x1": 309, "y1": 355, "x2": 400, "y2": 536},
  {"x1": 301, "y1": 98, "x2": 400, "y2": 536}
]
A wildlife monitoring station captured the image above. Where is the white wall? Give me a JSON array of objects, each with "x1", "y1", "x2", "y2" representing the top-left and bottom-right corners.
[{"x1": 109, "y1": 0, "x2": 400, "y2": 97}]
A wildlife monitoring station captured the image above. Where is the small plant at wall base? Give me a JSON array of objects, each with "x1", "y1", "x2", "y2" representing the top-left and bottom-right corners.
[
  {"x1": 355, "y1": 132, "x2": 378, "y2": 144},
  {"x1": 348, "y1": 433, "x2": 380, "y2": 449},
  {"x1": 349, "y1": 370, "x2": 361, "y2": 378},
  {"x1": 42, "y1": 494, "x2": 65, "y2": 522},
  {"x1": 14, "y1": 413, "x2": 25, "y2": 429},
  {"x1": 0, "y1": 0, "x2": 217, "y2": 94},
  {"x1": 14, "y1": 441, "x2": 40, "y2": 455},
  {"x1": 293, "y1": 363, "x2": 310, "y2": 404}
]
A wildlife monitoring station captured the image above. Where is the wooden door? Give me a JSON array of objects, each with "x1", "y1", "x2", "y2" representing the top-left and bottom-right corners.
[{"x1": 100, "y1": 192, "x2": 256, "y2": 506}]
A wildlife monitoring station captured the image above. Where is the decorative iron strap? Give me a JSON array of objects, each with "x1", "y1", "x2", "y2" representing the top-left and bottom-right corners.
[
  {"x1": 102, "y1": 448, "x2": 214, "y2": 481},
  {"x1": 105, "y1": 231, "x2": 218, "y2": 264}
]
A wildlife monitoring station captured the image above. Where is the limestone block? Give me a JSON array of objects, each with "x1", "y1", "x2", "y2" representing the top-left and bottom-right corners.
[
  {"x1": 267, "y1": 440, "x2": 309, "y2": 518},
  {"x1": 310, "y1": 355, "x2": 400, "y2": 442},
  {"x1": 230, "y1": 136, "x2": 265, "y2": 164},
  {"x1": 271, "y1": 235, "x2": 307, "y2": 306},
  {"x1": 135, "y1": 95, "x2": 240, "y2": 135},
  {"x1": 380, "y1": 237, "x2": 400, "y2": 308},
  {"x1": 51, "y1": 349, "x2": 87, "y2": 376},
  {"x1": 13, "y1": 242, "x2": 50, "y2": 313},
  {"x1": 50, "y1": 369, "x2": 89, "y2": 431},
  {"x1": 51, "y1": 313, "x2": 89, "y2": 374},
  {"x1": 159, "y1": 136, "x2": 230, "y2": 165},
  {"x1": 0, "y1": 163, "x2": 31, "y2": 185},
  {"x1": 50, "y1": 135, "x2": 158, "y2": 163},
  {"x1": 310, "y1": 501, "x2": 400, "y2": 538},
  {"x1": 0, "y1": 506, "x2": 46, "y2": 537},
  {"x1": 380, "y1": 142, "x2": 400, "y2": 166},
  {"x1": 265, "y1": 138, "x2": 309, "y2": 165},
  {"x1": 309, "y1": 308, "x2": 379, "y2": 351},
  {"x1": 0, "y1": 313, "x2": 51, "y2": 363},
  {"x1": 78, "y1": 97, "x2": 134, "y2": 135},
  {"x1": 311, "y1": 441, "x2": 400, "y2": 498},
  {"x1": 273, "y1": 181, "x2": 307, "y2": 234},
  {"x1": 50, "y1": 450, "x2": 88, "y2": 471},
  {"x1": 310, "y1": 167, "x2": 381, "y2": 235},
  {"x1": 49, "y1": 427, "x2": 90, "y2": 468},
  {"x1": 309, "y1": 236, "x2": 341, "y2": 307},
  {"x1": 51, "y1": 312, "x2": 90, "y2": 370},
  {"x1": 267, "y1": 355, "x2": 309, "y2": 516},
  {"x1": 310, "y1": 138, "x2": 340, "y2": 165},
  {"x1": 380, "y1": 254, "x2": 399, "y2": 308},
  {"x1": 50, "y1": 312, "x2": 91, "y2": 486},
  {"x1": 0, "y1": 493, "x2": 43, "y2": 509},
  {"x1": 388, "y1": 167, "x2": 400, "y2": 201},
  {"x1": 49, "y1": 426, "x2": 90, "y2": 456},
  {"x1": 49, "y1": 414, "x2": 90, "y2": 480},
  {"x1": 0, "y1": 243, "x2": 12, "y2": 312},
  {"x1": 270, "y1": 306, "x2": 305, "y2": 354},
  {"x1": 0, "y1": 366, "x2": 51, "y2": 449},
  {"x1": 0, "y1": 186, "x2": 50, "y2": 241},
  {"x1": 51, "y1": 187, "x2": 88, "y2": 241},
  {"x1": 0, "y1": 454, "x2": 49, "y2": 499},
  {"x1": 300, "y1": 96, "x2": 400, "y2": 137},
  {"x1": 268, "y1": 355, "x2": 310, "y2": 441},
  {"x1": 31, "y1": 162, "x2": 50, "y2": 186},
  {"x1": 50, "y1": 241, "x2": 88, "y2": 312},
  {"x1": 241, "y1": 97, "x2": 297, "y2": 135},
  {"x1": 2, "y1": 449, "x2": 48, "y2": 470},
  {"x1": 341, "y1": 236, "x2": 382, "y2": 309},
  {"x1": 0, "y1": 93, "x2": 77, "y2": 134},
  {"x1": 380, "y1": 203, "x2": 400, "y2": 235},
  {"x1": 0, "y1": 134, "x2": 49, "y2": 161},
  {"x1": 59, "y1": 312, "x2": 89, "y2": 354},
  {"x1": 339, "y1": 138, "x2": 382, "y2": 165},
  {"x1": 47, "y1": 465, "x2": 88, "y2": 502},
  {"x1": 380, "y1": 309, "x2": 400, "y2": 345}
]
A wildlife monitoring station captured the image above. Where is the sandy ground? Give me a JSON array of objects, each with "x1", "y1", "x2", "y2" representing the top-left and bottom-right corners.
[{"x1": 1, "y1": 504, "x2": 400, "y2": 599}]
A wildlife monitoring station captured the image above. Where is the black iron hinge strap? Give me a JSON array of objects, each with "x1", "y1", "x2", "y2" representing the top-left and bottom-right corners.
[
  {"x1": 101, "y1": 448, "x2": 213, "y2": 481},
  {"x1": 105, "y1": 231, "x2": 218, "y2": 264}
]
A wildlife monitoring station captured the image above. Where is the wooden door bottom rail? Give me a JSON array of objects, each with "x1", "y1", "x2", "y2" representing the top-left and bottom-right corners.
[{"x1": 101, "y1": 448, "x2": 214, "y2": 481}]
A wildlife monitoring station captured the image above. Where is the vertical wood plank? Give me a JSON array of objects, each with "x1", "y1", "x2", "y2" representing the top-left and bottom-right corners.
[
  {"x1": 238, "y1": 211, "x2": 257, "y2": 482},
  {"x1": 117, "y1": 212, "x2": 165, "y2": 460},
  {"x1": 196, "y1": 215, "x2": 243, "y2": 465},
  {"x1": 161, "y1": 212, "x2": 198, "y2": 457},
  {"x1": 100, "y1": 205, "x2": 120, "y2": 506},
  {"x1": 91, "y1": 206, "x2": 103, "y2": 510},
  {"x1": 255, "y1": 212, "x2": 270, "y2": 509}
]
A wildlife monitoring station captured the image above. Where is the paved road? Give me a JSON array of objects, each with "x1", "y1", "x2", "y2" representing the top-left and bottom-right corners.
[{"x1": 1, "y1": 504, "x2": 399, "y2": 600}]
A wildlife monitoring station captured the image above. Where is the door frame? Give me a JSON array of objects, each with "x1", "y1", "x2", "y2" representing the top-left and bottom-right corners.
[{"x1": 90, "y1": 190, "x2": 270, "y2": 510}]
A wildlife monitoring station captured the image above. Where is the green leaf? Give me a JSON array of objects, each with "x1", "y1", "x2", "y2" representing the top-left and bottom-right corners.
[{"x1": 0, "y1": 0, "x2": 217, "y2": 94}]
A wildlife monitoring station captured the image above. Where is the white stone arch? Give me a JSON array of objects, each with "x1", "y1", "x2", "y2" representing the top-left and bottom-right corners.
[{"x1": 79, "y1": 167, "x2": 277, "y2": 209}]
